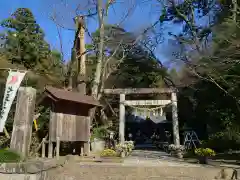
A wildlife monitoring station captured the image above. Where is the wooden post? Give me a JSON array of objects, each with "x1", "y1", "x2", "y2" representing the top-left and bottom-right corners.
[
  {"x1": 77, "y1": 15, "x2": 86, "y2": 94},
  {"x1": 48, "y1": 110, "x2": 54, "y2": 158},
  {"x1": 83, "y1": 116, "x2": 90, "y2": 156},
  {"x1": 119, "y1": 94, "x2": 125, "y2": 144},
  {"x1": 75, "y1": 16, "x2": 88, "y2": 155},
  {"x1": 10, "y1": 87, "x2": 36, "y2": 159},
  {"x1": 42, "y1": 138, "x2": 46, "y2": 158},
  {"x1": 80, "y1": 144, "x2": 84, "y2": 156},
  {"x1": 48, "y1": 140, "x2": 53, "y2": 158},
  {"x1": 83, "y1": 141, "x2": 90, "y2": 156},
  {"x1": 56, "y1": 137, "x2": 60, "y2": 160},
  {"x1": 171, "y1": 91, "x2": 180, "y2": 146}
]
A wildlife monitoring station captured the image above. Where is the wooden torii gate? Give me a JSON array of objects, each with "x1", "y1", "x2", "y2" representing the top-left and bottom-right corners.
[{"x1": 103, "y1": 88, "x2": 180, "y2": 146}]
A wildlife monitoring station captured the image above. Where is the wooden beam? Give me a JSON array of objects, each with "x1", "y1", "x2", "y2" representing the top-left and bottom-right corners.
[
  {"x1": 104, "y1": 88, "x2": 176, "y2": 94},
  {"x1": 124, "y1": 100, "x2": 171, "y2": 106}
]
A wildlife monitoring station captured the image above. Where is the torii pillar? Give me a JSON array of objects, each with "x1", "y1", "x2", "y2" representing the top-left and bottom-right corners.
[{"x1": 171, "y1": 91, "x2": 180, "y2": 146}]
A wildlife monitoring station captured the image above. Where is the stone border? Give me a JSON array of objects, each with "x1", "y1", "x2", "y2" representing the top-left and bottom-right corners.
[{"x1": 0, "y1": 159, "x2": 64, "y2": 174}]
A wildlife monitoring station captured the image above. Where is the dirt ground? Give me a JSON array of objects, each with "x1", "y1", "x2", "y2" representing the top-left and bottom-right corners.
[{"x1": 47, "y1": 162, "x2": 225, "y2": 180}]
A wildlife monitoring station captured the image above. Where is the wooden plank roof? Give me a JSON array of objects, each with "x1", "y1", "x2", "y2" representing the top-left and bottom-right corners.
[{"x1": 43, "y1": 86, "x2": 101, "y2": 107}]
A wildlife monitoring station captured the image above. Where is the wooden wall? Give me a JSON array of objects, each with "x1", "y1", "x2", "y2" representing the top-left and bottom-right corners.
[
  {"x1": 49, "y1": 112, "x2": 90, "y2": 142},
  {"x1": 54, "y1": 100, "x2": 91, "y2": 116}
]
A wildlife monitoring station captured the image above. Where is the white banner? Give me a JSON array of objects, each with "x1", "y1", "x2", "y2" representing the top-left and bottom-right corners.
[{"x1": 0, "y1": 70, "x2": 26, "y2": 132}]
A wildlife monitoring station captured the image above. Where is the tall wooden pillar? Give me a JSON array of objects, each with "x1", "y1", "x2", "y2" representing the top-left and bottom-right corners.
[
  {"x1": 171, "y1": 91, "x2": 180, "y2": 146},
  {"x1": 77, "y1": 15, "x2": 86, "y2": 94},
  {"x1": 119, "y1": 94, "x2": 125, "y2": 144},
  {"x1": 10, "y1": 87, "x2": 36, "y2": 159},
  {"x1": 75, "y1": 15, "x2": 89, "y2": 155}
]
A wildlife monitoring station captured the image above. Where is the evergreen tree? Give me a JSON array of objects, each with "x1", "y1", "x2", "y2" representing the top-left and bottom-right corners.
[{"x1": 0, "y1": 8, "x2": 50, "y2": 69}]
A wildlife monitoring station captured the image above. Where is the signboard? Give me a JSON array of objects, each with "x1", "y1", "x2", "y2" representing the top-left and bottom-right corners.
[{"x1": 0, "y1": 70, "x2": 26, "y2": 132}]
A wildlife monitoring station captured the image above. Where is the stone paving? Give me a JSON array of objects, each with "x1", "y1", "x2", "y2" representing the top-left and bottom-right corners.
[
  {"x1": 46, "y1": 144, "x2": 231, "y2": 179},
  {"x1": 123, "y1": 149, "x2": 201, "y2": 167},
  {"x1": 50, "y1": 161, "x2": 222, "y2": 180}
]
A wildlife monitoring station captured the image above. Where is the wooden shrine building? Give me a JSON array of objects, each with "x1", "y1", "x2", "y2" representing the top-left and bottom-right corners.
[{"x1": 40, "y1": 86, "x2": 101, "y2": 157}]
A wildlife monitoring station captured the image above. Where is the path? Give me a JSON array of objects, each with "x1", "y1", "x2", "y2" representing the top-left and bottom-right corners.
[
  {"x1": 49, "y1": 159, "x2": 222, "y2": 180},
  {"x1": 124, "y1": 147, "x2": 200, "y2": 167},
  {"x1": 47, "y1": 144, "x2": 226, "y2": 179}
]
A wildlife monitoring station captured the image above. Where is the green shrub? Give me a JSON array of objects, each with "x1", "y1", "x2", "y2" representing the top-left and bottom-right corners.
[
  {"x1": 195, "y1": 148, "x2": 216, "y2": 157},
  {"x1": 91, "y1": 126, "x2": 108, "y2": 141},
  {"x1": 0, "y1": 149, "x2": 21, "y2": 163},
  {"x1": 205, "y1": 131, "x2": 240, "y2": 152}
]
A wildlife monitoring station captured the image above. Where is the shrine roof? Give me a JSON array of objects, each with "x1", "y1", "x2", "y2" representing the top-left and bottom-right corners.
[{"x1": 42, "y1": 86, "x2": 101, "y2": 107}]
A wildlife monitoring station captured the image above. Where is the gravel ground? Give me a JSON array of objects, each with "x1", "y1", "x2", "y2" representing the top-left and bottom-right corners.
[
  {"x1": 48, "y1": 162, "x2": 223, "y2": 180},
  {"x1": 45, "y1": 148, "x2": 236, "y2": 180}
]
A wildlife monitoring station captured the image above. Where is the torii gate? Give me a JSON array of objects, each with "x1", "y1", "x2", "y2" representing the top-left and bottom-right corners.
[{"x1": 103, "y1": 88, "x2": 180, "y2": 146}]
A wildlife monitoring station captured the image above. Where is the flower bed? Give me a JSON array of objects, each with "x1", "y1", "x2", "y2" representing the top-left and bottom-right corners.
[
  {"x1": 100, "y1": 149, "x2": 117, "y2": 157},
  {"x1": 98, "y1": 141, "x2": 134, "y2": 158},
  {"x1": 98, "y1": 149, "x2": 123, "y2": 163},
  {"x1": 116, "y1": 141, "x2": 134, "y2": 157},
  {"x1": 194, "y1": 148, "x2": 216, "y2": 164},
  {"x1": 194, "y1": 148, "x2": 216, "y2": 157}
]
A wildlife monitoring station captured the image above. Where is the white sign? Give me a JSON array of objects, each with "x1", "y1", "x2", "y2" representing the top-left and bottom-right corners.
[{"x1": 0, "y1": 70, "x2": 26, "y2": 132}]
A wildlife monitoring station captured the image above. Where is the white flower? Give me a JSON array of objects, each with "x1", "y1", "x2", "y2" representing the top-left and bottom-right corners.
[
  {"x1": 168, "y1": 144, "x2": 185, "y2": 151},
  {"x1": 116, "y1": 141, "x2": 135, "y2": 153}
]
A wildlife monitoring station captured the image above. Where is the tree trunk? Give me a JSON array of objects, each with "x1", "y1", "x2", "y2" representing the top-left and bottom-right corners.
[{"x1": 91, "y1": 0, "x2": 104, "y2": 99}]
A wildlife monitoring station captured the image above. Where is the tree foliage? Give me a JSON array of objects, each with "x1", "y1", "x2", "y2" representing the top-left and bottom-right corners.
[
  {"x1": 175, "y1": 16, "x2": 240, "y2": 151},
  {"x1": 0, "y1": 8, "x2": 50, "y2": 69},
  {"x1": 150, "y1": 0, "x2": 240, "y2": 152},
  {"x1": 0, "y1": 8, "x2": 65, "y2": 149}
]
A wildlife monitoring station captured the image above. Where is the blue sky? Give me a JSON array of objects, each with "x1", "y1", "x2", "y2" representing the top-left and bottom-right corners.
[{"x1": 0, "y1": 0, "x2": 184, "y2": 63}]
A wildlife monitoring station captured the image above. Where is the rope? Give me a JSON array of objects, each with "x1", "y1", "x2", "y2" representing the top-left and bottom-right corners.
[
  {"x1": 126, "y1": 105, "x2": 166, "y2": 118},
  {"x1": 126, "y1": 104, "x2": 164, "y2": 112}
]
